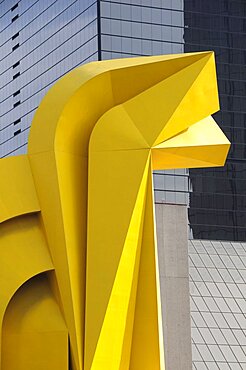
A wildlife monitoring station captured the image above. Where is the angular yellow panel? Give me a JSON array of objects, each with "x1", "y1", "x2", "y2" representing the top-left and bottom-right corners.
[
  {"x1": 110, "y1": 52, "x2": 212, "y2": 105},
  {"x1": 89, "y1": 158, "x2": 149, "y2": 370},
  {"x1": 123, "y1": 52, "x2": 218, "y2": 146},
  {"x1": 130, "y1": 164, "x2": 164, "y2": 370},
  {"x1": 0, "y1": 155, "x2": 40, "y2": 223},
  {"x1": 154, "y1": 53, "x2": 219, "y2": 145},
  {"x1": 152, "y1": 116, "x2": 230, "y2": 170},
  {"x1": 85, "y1": 149, "x2": 150, "y2": 370}
]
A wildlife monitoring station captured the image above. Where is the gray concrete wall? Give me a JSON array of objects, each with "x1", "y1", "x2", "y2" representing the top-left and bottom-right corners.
[{"x1": 155, "y1": 203, "x2": 192, "y2": 370}]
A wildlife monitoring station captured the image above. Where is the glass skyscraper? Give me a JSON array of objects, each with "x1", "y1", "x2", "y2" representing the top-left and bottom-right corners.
[
  {"x1": 1, "y1": 1, "x2": 246, "y2": 369},
  {"x1": 184, "y1": 1, "x2": 246, "y2": 242},
  {"x1": 0, "y1": 0, "x2": 98, "y2": 157}
]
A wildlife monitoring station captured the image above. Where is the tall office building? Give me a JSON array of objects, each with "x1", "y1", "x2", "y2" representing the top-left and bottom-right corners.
[
  {"x1": 0, "y1": 0, "x2": 99, "y2": 156},
  {"x1": 1, "y1": 1, "x2": 246, "y2": 369},
  {"x1": 184, "y1": 1, "x2": 246, "y2": 242}
]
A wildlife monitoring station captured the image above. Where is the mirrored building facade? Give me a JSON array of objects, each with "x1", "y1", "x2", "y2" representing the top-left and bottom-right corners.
[
  {"x1": 184, "y1": 1, "x2": 246, "y2": 242},
  {"x1": 0, "y1": 1, "x2": 246, "y2": 369}
]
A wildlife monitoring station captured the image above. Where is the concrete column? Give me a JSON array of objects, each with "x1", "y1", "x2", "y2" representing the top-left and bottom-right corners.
[{"x1": 155, "y1": 203, "x2": 192, "y2": 370}]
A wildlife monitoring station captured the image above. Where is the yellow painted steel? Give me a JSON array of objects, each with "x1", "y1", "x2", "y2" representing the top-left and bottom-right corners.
[
  {"x1": 0, "y1": 52, "x2": 230, "y2": 370},
  {"x1": 0, "y1": 155, "x2": 40, "y2": 222},
  {"x1": 2, "y1": 275, "x2": 68, "y2": 370}
]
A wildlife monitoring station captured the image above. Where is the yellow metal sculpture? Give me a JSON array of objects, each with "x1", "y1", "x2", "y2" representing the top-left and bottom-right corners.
[{"x1": 0, "y1": 53, "x2": 230, "y2": 370}]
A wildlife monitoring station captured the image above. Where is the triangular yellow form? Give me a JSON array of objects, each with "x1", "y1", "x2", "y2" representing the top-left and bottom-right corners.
[
  {"x1": 123, "y1": 52, "x2": 218, "y2": 146},
  {"x1": 110, "y1": 52, "x2": 212, "y2": 105},
  {"x1": 89, "y1": 157, "x2": 150, "y2": 370},
  {"x1": 85, "y1": 149, "x2": 150, "y2": 370},
  {"x1": 154, "y1": 53, "x2": 219, "y2": 145},
  {"x1": 152, "y1": 116, "x2": 230, "y2": 169},
  {"x1": 129, "y1": 164, "x2": 164, "y2": 370}
]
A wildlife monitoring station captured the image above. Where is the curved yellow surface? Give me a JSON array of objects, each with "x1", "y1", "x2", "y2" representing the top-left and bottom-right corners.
[
  {"x1": 0, "y1": 52, "x2": 230, "y2": 370},
  {"x1": 0, "y1": 214, "x2": 54, "y2": 367},
  {"x1": 0, "y1": 214, "x2": 53, "y2": 320},
  {"x1": 2, "y1": 274, "x2": 68, "y2": 370}
]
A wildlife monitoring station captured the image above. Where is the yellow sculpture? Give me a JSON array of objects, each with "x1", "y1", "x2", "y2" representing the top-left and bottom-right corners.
[{"x1": 0, "y1": 52, "x2": 230, "y2": 370}]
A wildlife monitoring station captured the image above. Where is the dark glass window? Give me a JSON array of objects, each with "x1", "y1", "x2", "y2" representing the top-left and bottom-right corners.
[
  {"x1": 11, "y1": 14, "x2": 19, "y2": 22},
  {"x1": 11, "y1": 3, "x2": 18, "y2": 11},
  {"x1": 13, "y1": 101, "x2": 21, "y2": 108},
  {"x1": 14, "y1": 129, "x2": 21, "y2": 136},
  {"x1": 12, "y1": 43, "x2": 19, "y2": 51},
  {"x1": 13, "y1": 118, "x2": 21, "y2": 125},
  {"x1": 13, "y1": 72, "x2": 20, "y2": 79},
  {"x1": 13, "y1": 61, "x2": 20, "y2": 68},
  {"x1": 12, "y1": 32, "x2": 19, "y2": 40},
  {"x1": 13, "y1": 90, "x2": 20, "y2": 97}
]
